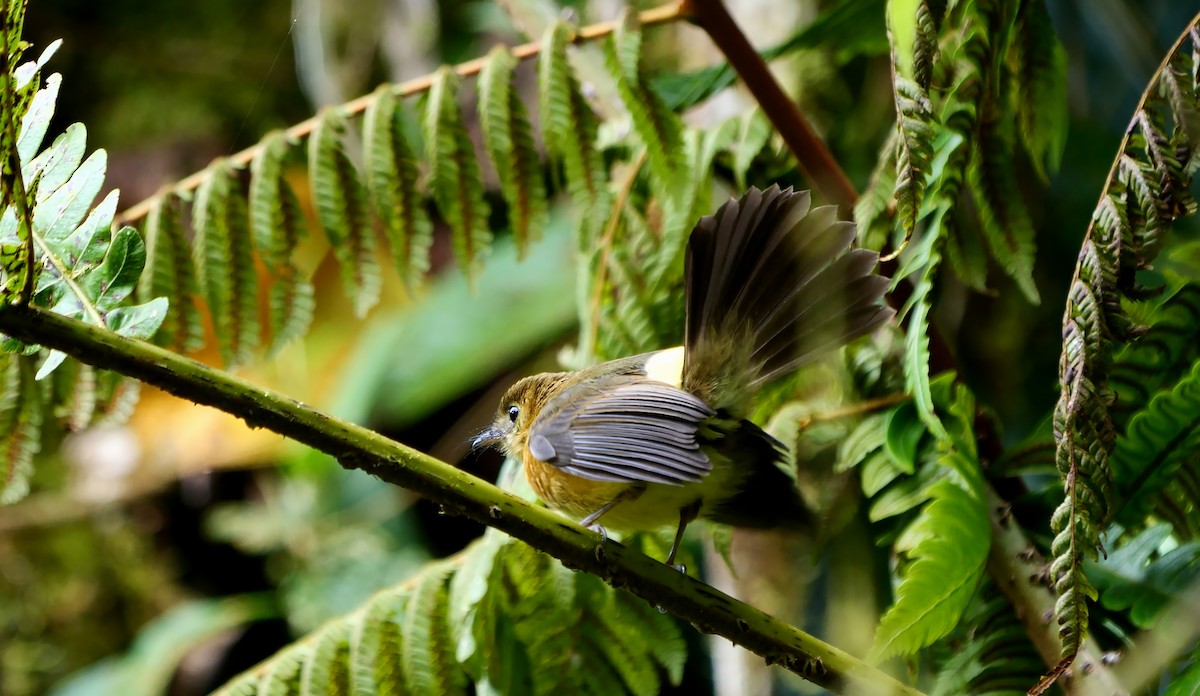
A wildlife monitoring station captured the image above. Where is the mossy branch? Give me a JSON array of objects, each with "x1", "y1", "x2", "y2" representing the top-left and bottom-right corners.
[{"x1": 0, "y1": 301, "x2": 921, "y2": 696}]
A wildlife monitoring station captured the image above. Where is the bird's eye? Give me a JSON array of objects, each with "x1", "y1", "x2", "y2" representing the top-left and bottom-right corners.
[{"x1": 507, "y1": 405, "x2": 520, "y2": 423}]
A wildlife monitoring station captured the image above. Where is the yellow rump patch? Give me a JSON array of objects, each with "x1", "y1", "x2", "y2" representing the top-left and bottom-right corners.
[{"x1": 643, "y1": 346, "x2": 685, "y2": 388}]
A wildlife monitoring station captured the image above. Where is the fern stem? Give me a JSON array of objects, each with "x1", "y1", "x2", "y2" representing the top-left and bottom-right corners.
[
  {"x1": 0, "y1": 301, "x2": 923, "y2": 696},
  {"x1": 113, "y1": 2, "x2": 687, "y2": 228},
  {"x1": 0, "y1": 14, "x2": 37, "y2": 306},
  {"x1": 795, "y1": 391, "x2": 909, "y2": 431},
  {"x1": 680, "y1": 0, "x2": 859, "y2": 211},
  {"x1": 1073, "y1": 9, "x2": 1200, "y2": 270},
  {"x1": 985, "y1": 489, "x2": 1122, "y2": 696},
  {"x1": 584, "y1": 149, "x2": 647, "y2": 363}
]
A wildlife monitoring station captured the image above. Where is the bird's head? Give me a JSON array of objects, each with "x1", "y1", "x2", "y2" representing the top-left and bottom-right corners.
[{"x1": 473, "y1": 372, "x2": 570, "y2": 458}]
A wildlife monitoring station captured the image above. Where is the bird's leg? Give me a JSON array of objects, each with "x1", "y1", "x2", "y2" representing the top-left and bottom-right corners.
[
  {"x1": 665, "y1": 501, "x2": 702, "y2": 574},
  {"x1": 579, "y1": 485, "x2": 645, "y2": 540}
]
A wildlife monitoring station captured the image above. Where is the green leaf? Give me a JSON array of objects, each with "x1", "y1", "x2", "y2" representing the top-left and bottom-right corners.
[
  {"x1": 258, "y1": 647, "x2": 307, "y2": 696},
  {"x1": 24, "y1": 121, "x2": 84, "y2": 197},
  {"x1": 351, "y1": 584, "x2": 410, "y2": 695},
  {"x1": 538, "y1": 21, "x2": 607, "y2": 246},
  {"x1": 1090, "y1": 525, "x2": 1200, "y2": 629},
  {"x1": 606, "y1": 9, "x2": 685, "y2": 195},
  {"x1": 250, "y1": 130, "x2": 314, "y2": 356},
  {"x1": 1112, "y1": 358, "x2": 1200, "y2": 527},
  {"x1": 192, "y1": 159, "x2": 260, "y2": 366},
  {"x1": 362, "y1": 85, "x2": 433, "y2": 286},
  {"x1": 403, "y1": 562, "x2": 465, "y2": 695},
  {"x1": 732, "y1": 109, "x2": 771, "y2": 191},
  {"x1": 969, "y1": 106, "x2": 1040, "y2": 304},
  {"x1": 310, "y1": 107, "x2": 381, "y2": 317},
  {"x1": 425, "y1": 67, "x2": 492, "y2": 287},
  {"x1": 478, "y1": 47, "x2": 548, "y2": 259},
  {"x1": 141, "y1": 190, "x2": 204, "y2": 352},
  {"x1": 106, "y1": 297, "x2": 168, "y2": 342},
  {"x1": 0, "y1": 354, "x2": 39, "y2": 504},
  {"x1": 901, "y1": 206, "x2": 949, "y2": 441},
  {"x1": 1010, "y1": 0, "x2": 1068, "y2": 179},
  {"x1": 890, "y1": 75, "x2": 935, "y2": 252},
  {"x1": 871, "y1": 478, "x2": 990, "y2": 660},
  {"x1": 300, "y1": 621, "x2": 353, "y2": 696},
  {"x1": 15, "y1": 70, "x2": 58, "y2": 163},
  {"x1": 884, "y1": 401, "x2": 923, "y2": 474}
]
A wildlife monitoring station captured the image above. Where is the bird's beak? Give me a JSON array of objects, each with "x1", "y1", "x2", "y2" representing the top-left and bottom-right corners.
[{"x1": 471, "y1": 425, "x2": 504, "y2": 451}]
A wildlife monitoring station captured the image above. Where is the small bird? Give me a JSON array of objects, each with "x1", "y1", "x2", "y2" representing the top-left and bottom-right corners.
[{"x1": 474, "y1": 185, "x2": 893, "y2": 568}]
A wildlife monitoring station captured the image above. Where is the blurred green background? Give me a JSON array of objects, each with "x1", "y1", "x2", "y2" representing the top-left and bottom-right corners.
[{"x1": 4, "y1": 1, "x2": 1199, "y2": 695}]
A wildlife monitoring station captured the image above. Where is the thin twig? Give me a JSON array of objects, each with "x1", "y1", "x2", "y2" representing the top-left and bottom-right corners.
[
  {"x1": 796, "y1": 392, "x2": 908, "y2": 432},
  {"x1": 679, "y1": 0, "x2": 859, "y2": 212},
  {"x1": 113, "y1": 1, "x2": 686, "y2": 227},
  {"x1": 585, "y1": 149, "x2": 647, "y2": 361}
]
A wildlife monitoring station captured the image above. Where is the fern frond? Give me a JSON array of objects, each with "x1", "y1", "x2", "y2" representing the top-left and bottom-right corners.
[
  {"x1": 1111, "y1": 358, "x2": 1200, "y2": 530},
  {"x1": 258, "y1": 646, "x2": 307, "y2": 695},
  {"x1": 1009, "y1": 0, "x2": 1068, "y2": 179},
  {"x1": 539, "y1": 20, "x2": 607, "y2": 246},
  {"x1": 425, "y1": 67, "x2": 492, "y2": 286},
  {"x1": 1047, "y1": 16, "x2": 1200, "y2": 677},
  {"x1": 732, "y1": 108, "x2": 771, "y2": 191},
  {"x1": 362, "y1": 84, "x2": 433, "y2": 287},
  {"x1": 606, "y1": 9, "x2": 685, "y2": 194},
  {"x1": 191, "y1": 159, "x2": 260, "y2": 367},
  {"x1": 0, "y1": 354, "x2": 39, "y2": 503},
  {"x1": 300, "y1": 621, "x2": 353, "y2": 696},
  {"x1": 309, "y1": 107, "x2": 380, "y2": 317},
  {"x1": 140, "y1": 190, "x2": 203, "y2": 353},
  {"x1": 249, "y1": 131, "x2": 313, "y2": 356},
  {"x1": 1091, "y1": 525, "x2": 1200, "y2": 629},
  {"x1": 890, "y1": 75, "x2": 935, "y2": 251},
  {"x1": 930, "y1": 588, "x2": 1044, "y2": 696},
  {"x1": 871, "y1": 463, "x2": 989, "y2": 659},
  {"x1": 477, "y1": 46, "x2": 548, "y2": 259},
  {"x1": 350, "y1": 584, "x2": 410, "y2": 695},
  {"x1": 403, "y1": 561, "x2": 466, "y2": 695},
  {"x1": 968, "y1": 105, "x2": 1039, "y2": 304},
  {"x1": 855, "y1": 130, "x2": 897, "y2": 250}
]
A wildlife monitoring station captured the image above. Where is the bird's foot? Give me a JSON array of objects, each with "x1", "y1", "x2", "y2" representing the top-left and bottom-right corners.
[
  {"x1": 669, "y1": 562, "x2": 686, "y2": 575},
  {"x1": 586, "y1": 522, "x2": 608, "y2": 543}
]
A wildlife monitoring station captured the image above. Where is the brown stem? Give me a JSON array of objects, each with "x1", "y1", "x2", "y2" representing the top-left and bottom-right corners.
[{"x1": 681, "y1": 0, "x2": 859, "y2": 212}]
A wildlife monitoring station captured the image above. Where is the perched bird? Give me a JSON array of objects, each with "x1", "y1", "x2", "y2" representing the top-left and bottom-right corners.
[{"x1": 474, "y1": 185, "x2": 893, "y2": 568}]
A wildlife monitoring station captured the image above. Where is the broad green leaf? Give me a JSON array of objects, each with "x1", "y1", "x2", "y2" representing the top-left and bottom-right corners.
[
  {"x1": 424, "y1": 68, "x2": 491, "y2": 287},
  {"x1": 15, "y1": 70, "x2": 58, "y2": 163},
  {"x1": 310, "y1": 107, "x2": 381, "y2": 317},
  {"x1": 871, "y1": 479, "x2": 990, "y2": 659},
  {"x1": 106, "y1": 297, "x2": 168, "y2": 342}
]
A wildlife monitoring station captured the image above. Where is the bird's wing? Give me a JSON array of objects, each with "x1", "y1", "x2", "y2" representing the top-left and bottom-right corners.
[{"x1": 527, "y1": 375, "x2": 715, "y2": 485}]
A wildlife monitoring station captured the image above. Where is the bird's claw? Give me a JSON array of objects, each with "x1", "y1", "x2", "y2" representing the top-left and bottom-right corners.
[
  {"x1": 587, "y1": 522, "x2": 608, "y2": 543},
  {"x1": 669, "y1": 562, "x2": 686, "y2": 575}
]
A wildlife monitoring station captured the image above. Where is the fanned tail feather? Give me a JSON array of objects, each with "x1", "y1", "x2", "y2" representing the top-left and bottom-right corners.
[{"x1": 683, "y1": 185, "x2": 894, "y2": 409}]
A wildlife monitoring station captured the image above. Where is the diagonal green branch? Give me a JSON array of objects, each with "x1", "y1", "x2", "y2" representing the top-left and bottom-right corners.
[{"x1": 0, "y1": 301, "x2": 922, "y2": 696}]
